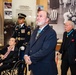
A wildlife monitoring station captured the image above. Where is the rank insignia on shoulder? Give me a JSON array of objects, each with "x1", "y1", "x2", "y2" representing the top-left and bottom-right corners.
[
  {"x1": 15, "y1": 28, "x2": 18, "y2": 30},
  {"x1": 27, "y1": 31, "x2": 30, "y2": 35}
]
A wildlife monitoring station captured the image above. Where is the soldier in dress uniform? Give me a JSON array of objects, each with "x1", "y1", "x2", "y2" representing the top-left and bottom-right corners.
[
  {"x1": 12, "y1": 13, "x2": 31, "y2": 49},
  {"x1": 12, "y1": 13, "x2": 31, "y2": 75}
]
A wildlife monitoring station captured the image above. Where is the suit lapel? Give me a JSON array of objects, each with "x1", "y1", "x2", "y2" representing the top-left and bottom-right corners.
[
  {"x1": 36, "y1": 28, "x2": 45, "y2": 40},
  {"x1": 21, "y1": 24, "x2": 25, "y2": 28},
  {"x1": 63, "y1": 33, "x2": 67, "y2": 47},
  {"x1": 30, "y1": 27, "x2": 38, "y2": 47},
  {"x1": 30, "y1": 25, "x2": 50, "y2": 47},
  {"x1": 67, "y1": 31, "x2": 75, "y2": 46}
]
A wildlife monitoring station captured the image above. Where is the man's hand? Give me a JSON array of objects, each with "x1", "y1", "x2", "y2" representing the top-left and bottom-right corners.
[
  {"x1": 20, "y1": 46, "x2": 25, "y2": 50},
  {"x1": 0, "y1": 54, "x2": 4, "y2": 60},
  {"x1": 24, "y1": 55, "x2": 32, "y2": 65},
  {"x1": 0, "y1": 63, "x2": 3, "y2": 66}
]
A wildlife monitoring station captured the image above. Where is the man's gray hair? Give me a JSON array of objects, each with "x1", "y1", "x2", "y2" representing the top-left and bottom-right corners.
[{"x1": 69, "y1": 20, "x2": 75, "y2": 28}]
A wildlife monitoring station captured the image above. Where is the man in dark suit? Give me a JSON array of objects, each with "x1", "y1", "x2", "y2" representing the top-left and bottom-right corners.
[
  {"x1": 12, "y1": 13, "x2": 31, "y2": 75},
  {"x1": 24, "y1": 10, "x2": 58, "y2": 75},
  {"x1": 0, "y1": 37, "x2": 18, "y2": 75},
  {"x1": 59, "y1": 20, "x2": 76, "y2": 75}
]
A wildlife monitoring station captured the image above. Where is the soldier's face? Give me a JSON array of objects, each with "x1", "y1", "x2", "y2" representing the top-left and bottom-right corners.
[
  {"x1": 18, "y1": 18, "x2": 24, "y2": 24},
  {"x1": 8, "y1": 38, "x2": 16, "y2": 46}
]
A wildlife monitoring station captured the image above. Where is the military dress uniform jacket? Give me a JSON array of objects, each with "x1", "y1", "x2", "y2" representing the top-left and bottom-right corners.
[
  {"x1": 59, "y1": 29, "x2": 76, "y2": 64},
  {"x1": 12, "y1": 24, "x2": 31, "y2": 48},
  {"x1": 25, "y1": 25, "x2": 58, "y2": 75}
]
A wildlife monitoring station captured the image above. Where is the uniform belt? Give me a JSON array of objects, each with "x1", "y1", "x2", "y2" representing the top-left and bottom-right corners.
[{"x1": 16, "y1": 37, "x2": 25, "y2": 40}]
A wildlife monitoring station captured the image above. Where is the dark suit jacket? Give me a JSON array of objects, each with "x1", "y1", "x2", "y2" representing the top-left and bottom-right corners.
[
  {"x1": 25, "y1": 25, "x2": 57, "y2": 75},
  {"x1": 0, "y1": 45, "x2": 18, "y2": 65},
  {"x1": 60, "y1": 29, "x2": 76, "y2": 64}
]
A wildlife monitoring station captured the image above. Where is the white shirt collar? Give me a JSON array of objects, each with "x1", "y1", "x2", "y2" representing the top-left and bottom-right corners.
[
  {"x1": 20, "y1": 23, "x2": 24, "y2": 27},
  {"x1": 39, "y1": 25, "x2": 47, "y2": 31}
]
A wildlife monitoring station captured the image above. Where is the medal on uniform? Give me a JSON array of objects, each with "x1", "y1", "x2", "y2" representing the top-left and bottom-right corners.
[
  {"x1": 27, "y1": 31, "x2": 30, "y2": 35},
  {"x1": 18, "y1": 37, "x2": 20, "y2": 40},
  {"x1": 21, "y1": 29, "x2": 25, "y2": 33}
]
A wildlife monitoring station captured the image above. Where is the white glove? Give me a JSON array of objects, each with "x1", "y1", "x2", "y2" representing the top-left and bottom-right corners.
[{"x1": 20, "y1": 46, "x2": 25, "y2": 51}]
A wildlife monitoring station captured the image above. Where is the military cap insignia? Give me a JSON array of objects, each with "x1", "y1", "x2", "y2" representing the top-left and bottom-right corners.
[
  {"x1": 18, "y1": 13, "x2": 26, "y2": 18},
  {"x1": 21, "y1": 29, "x2": 25, "y2": 33},
  {"x1": 15, "y1": 25, "x2": 19, "y2": 30},
  {"x1": 27, "y1": 31, "x2": 30, "y2": 35}
]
